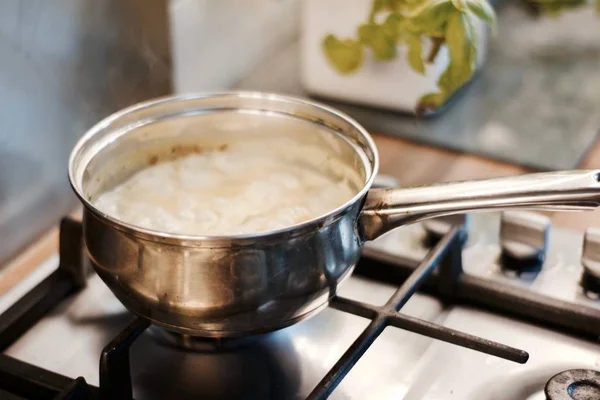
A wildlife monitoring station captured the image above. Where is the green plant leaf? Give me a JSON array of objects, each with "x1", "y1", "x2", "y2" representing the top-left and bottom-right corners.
[
  {"x1": 322, "y1": 34, "x2": 364, "y2": 74},
  {"x1": 417, "y1": 10, "x2": 478, "y2": 113},
  {"x1": 370, "y1": 0, "x2": 390, "y2": 21},
  {"x1": 358, "y1": 23, "x2": 397, "y2": 60},
  {"x1": 370, "y1": 0, "x2": 407, "y2": 21},
  {"x1": 387, "y1": 0, "x2": 406, "y2": 13},
  {"x1": 383, "y1": 13, "x2": 400, "y2": 39},
  {"x1": 382, "y1": 13, "x2": 405, "y2": 39},
  {"x1": 407, "y1": 0, "x2": 455, "y2": 37},
  {"x1": 596, "y1": 0, "x2": 600, "y2": 13},
  {"x1": 322, "y1": 0, "x2": 499, "y2": 112},
  {"x1": 416, "y1": 92, "x2": 446, "y2": 114},
  {"x1": 466, "y1": 0, "x2": 496, "y2": 31},
  {"x1": 444, "y1": 10, "x2": 477, "y2": 90},
  {"x1": 406, "y1": 34, "x2": 425, "y2": 74},
  {"x1": 372, "y1": 0, "x2": 390, "y2": 13},
  {"x1": 451, "y1": 0, "x2": 468, "y2": 11}
]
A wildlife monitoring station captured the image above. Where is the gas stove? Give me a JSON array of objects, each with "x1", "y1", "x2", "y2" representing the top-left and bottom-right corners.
[{"x1": 0, "y1": 207, "x2": 599, "y2": 399}]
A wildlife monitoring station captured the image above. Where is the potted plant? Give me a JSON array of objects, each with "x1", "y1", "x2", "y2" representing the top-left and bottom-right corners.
[{"x1": 300, "y1": 0, "x2": 598, "y2": 115}]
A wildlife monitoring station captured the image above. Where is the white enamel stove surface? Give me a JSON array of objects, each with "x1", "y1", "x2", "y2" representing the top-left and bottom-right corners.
[{"x1": 1, "y1": 212, "x2": 599, "y2": 399}]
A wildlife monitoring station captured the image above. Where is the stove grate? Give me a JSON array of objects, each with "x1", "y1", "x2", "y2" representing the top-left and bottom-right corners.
[
  {"x1": 0, "y1": 218, "x2": 87, "y2": 352},
  {"x1": 100, "y1": 318, "x2": 149, "y2": 400},
  {"x1": 359, "y1": 242, "x2": 600, "y2": 339},
  {"x1": 0, "y1": 354, "x2": 98, "y2": 400},
  {"x1": 0, "y1": 218, "x2": 97, "y2": 399},
  {"x1": 307, "y1": 226, "x2": 527, "y2": 399}
]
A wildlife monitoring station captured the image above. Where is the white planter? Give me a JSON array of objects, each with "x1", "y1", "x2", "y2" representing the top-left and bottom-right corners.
[
  {"x1": 169, "y1": 0, "x2": 300, "y2": 93},
  {"x1": 300, "y1": 0, "x2": 489, "y2": 113}
]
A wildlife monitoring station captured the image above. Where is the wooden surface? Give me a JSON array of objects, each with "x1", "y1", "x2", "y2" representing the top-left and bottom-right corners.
[
  {"x1": 2, "y1": 135, "x2": 600, "y2": 296},
  {"x1": 0, "y1": 208, "x2": 81, "y2": 297}
]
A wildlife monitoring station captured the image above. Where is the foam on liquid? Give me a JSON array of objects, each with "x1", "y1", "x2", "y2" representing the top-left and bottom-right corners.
[{"x1": 92, "y1": 148, "x2": 357, "y2": 236}]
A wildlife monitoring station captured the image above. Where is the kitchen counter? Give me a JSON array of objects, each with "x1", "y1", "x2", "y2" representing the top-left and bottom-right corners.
[{"x1": 2, "y1": 134, "x2": 600, "y2": 297}]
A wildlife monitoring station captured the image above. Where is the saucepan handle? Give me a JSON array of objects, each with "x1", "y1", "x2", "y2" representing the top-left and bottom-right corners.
[{"x1": 359, "y1": 170, "x2": 600, "y2": 241}]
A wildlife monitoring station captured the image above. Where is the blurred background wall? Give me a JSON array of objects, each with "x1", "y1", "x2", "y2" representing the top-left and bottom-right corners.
[
  {"x1": 0, "y1": 0, "x2": 299, "y2": 265},
  {"x1": 169, "y1": 0, "x2": 299, "y2": 92}
]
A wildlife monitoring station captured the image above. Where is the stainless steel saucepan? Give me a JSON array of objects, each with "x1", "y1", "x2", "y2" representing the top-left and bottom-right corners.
[{"x1": 68, "y1": 92, "x2": 600, "y2": 337}]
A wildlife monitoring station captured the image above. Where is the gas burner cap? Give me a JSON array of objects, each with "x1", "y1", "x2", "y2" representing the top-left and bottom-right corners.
[
  {"x1": 544, "y1": 369, "x2": 600, "y2": 400},
  {"x1": 148, "y1": 325, "x2": 269, "y2": 352}
]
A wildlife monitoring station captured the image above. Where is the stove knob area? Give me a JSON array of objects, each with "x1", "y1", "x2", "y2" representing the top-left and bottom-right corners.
[
  {"x1": 423, "y1": 214, "x2": 470, "y2": 247},
  {"x1": 581, "y1": 228, "x2": 600, "y2": 295},
  {"x1": 500, "y1": 211, "x2": 550, "y2": 273}
]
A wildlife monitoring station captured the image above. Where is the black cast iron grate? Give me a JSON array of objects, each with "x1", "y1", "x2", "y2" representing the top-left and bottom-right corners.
[
  {"x1": 0, "y1": 217, "x2": 594, "y2": 399},
  {"x1": 0, "y1": 218, "x2": 98, "y2": 400}
]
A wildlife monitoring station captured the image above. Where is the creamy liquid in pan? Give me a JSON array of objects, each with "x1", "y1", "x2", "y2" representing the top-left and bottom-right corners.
[{"x1": 92, "y1": 147, "x2": 357, "y2": 236}]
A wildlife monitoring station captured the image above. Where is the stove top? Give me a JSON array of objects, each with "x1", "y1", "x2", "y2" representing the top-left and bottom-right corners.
[{"x1": 0, "y1": 208, "x2": 599, "y2": 399}]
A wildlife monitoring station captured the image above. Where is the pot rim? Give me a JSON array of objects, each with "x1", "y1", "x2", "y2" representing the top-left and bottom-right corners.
[{"x1": 68, "y1": 91, "x2": 379, "y2": 245}]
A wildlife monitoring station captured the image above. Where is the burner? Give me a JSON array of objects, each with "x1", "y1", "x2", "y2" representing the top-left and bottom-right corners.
[
  {"x1": 545, "y1": 369, "x2": 600, "y2": 400},
  {"x1": 148, "y1": 325, "x2": 269, "y2": 352}
]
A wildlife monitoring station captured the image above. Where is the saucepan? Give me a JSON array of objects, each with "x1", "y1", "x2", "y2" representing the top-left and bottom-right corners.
[{"x1": 68, "y1": 92, "x2": 600, "y2": 337}]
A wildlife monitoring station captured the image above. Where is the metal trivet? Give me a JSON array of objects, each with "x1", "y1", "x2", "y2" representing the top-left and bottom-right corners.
[
  {"x1": 0, "y1": 216, "x2": 542, "y2": 399},
  {"x1": 359, "y1": 243, "x2": 600, "y2": 339},
  {"x1": 0, "y1": 218, "x2": 97, "y2": 399}
]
